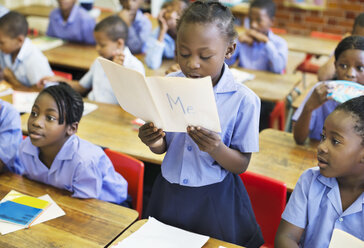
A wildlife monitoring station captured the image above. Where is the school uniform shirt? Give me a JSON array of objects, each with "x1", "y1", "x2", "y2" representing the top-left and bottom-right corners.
[
  {"x1": 226, "y1": 30, "x2": 288, "y2": 74},
  {"x1": 162, "y1": 64, "x2": 261, "y2": 187},
  {"x1": 282, "y1": 167, "x2": 364, "y2": 247},
  {"x1": 12, "y1": 135, "x2": 127, "y2": 204},
  {"x1": 0, "y1": 99, "x2": 22, "y2": 167},
  {"x1": 0, "y1": 38, "x2": 54, "y2": 87},
  {"x1": 144, "y1": 28, "x2": 175, "y2": 69},
  {"x1": 47, "y1": 4, "x2": 96, "y2": 44},
  {"x1": 292, "y1": 82, "x2": 339, "y2": 141},
  {"x1": 126, "y1": 10, "x2": 152, "y2": 54},
  {"x1": 80, "y1": 46, "x2": 145, "y2": 104}
]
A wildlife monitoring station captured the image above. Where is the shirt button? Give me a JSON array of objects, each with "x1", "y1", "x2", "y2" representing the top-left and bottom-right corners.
[
  {"x1": 339, "y1": 217, "x2": 343, "y2": 222},
  {"x1": 187, "y1": 146, "x2": 192, "y2": 151},
  {"x1": 183, "y1": 179, "x2": 188, "y2": 184}
]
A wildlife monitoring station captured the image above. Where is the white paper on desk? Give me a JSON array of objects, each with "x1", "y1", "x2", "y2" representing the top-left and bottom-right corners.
[
  {"x1": 83, "y1": 102, "x2": 98, "y2": 116},
  {"x1": 329, "y1": 229, "x2": 364, "y2": 248},
  {"x1": 0, "y1": 191, "x2": 65, "y2": 235},
  {"x1": 98, "y1": 57, "x2": 221, "y2": 133},
  {"x1": 113, "y1": 217, "x2": 209, "y2": 248},
  {"x1": 230, "y1": 68, "x2": 255, "y2": 83}
]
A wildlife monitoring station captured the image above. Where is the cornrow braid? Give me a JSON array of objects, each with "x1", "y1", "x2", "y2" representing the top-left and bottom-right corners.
[
  {"x1": 40, "y1": 82, "x2": 84, "y2": 125},
  {"x1": 177, "y1": 0, "x2": 237, "y2": 44}
]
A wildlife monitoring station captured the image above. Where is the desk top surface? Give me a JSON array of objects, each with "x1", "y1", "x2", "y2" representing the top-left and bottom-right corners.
[
  {"x1": 0, "y1": 172, "x2": 138, "y2": 248},
  {"x1": 108, "y1": 219, "x2": 244, "y2": 248},
  {"x1": 248, "y1": 128, "x2": 318, "y2": 192}
]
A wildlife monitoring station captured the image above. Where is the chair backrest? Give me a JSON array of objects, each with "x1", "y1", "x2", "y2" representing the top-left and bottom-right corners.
[
  {"x1": 240, "y1": 171, "x2": 287, "y2": 248},
  {"x1": 310, "y1": 31, "x2": 342, "y2": 41},
  {"x1": 104, "y1": 148, "x2": 144, "y2": 218},
  {"x1": 271, "y1": 27, "x2": 287, "y2": 35},
  {"x1": 52, "y1": 70, "x2": 73, "y2": 80}
]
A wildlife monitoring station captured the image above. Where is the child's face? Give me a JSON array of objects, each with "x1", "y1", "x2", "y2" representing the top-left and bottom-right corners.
[
  {"x1": 119, "y1": 0, "x2": 143, "y2": 12},
  {"x1": 28, "y1": 93, "x2": 70, "y2": 150},
  {"x1": 317, "y1": 110, "x2": 364, "y2": 179},
  {"x1": 249, "y1": 7, "x2": 273, "y2": 35},
  {"x1": 57, "y1": 0, "x2": 76, "y2": 12},
  {"x1": 335, "y1": 49, "x2": 364, "y2": 85},
  {"x1": 164, "y1": 2, "x2": 186, "y2": 35},
  {"x1": 176, "y1": 22, "x2": 235, "y2": 86},
  {"x1": 94, "y1": 31, "x2": 124, "y2": 60},
  {"x1": 0, "y1": 30, "x2": 22, "y2": 54}
]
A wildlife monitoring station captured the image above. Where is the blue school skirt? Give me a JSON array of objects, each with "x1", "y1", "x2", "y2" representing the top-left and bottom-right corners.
[{"x1": 144, "y1": 172, "x2": 264, "y2": 248}]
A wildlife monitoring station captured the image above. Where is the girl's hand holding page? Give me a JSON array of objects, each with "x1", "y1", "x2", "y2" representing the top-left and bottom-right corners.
[
  {"x1": 187, "y1": 126, "x2": 221, "y2": 154},
  {"x1": 138, "y1": 122, "x2": 165, "y2": 148},
  {"x1": 305, "y1": 83, "x2": 333, "y2": 112}
]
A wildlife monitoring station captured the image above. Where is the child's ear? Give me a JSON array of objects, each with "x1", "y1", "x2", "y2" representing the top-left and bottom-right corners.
[
  {"x1": 225, "y1": 42, "x2": 236, "y2": 59},
  {"x1": 116, "y1": 38, "x2": 125, "y2": 50},
  {"x1": 66, "y1": 122, "x2": 79, "y2": 136}
]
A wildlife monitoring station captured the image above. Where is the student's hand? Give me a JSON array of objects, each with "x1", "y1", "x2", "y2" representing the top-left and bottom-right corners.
[
  {"x1": 158, "y1": 9, "x2": 168, "y2": 35},
  {"x1": 3, "y1": 68, "x2": 17, "y2": 85},
  {"x1": 304, "y1": 83, "x2": 333, "y2": 112},
  {"x1": 119, "y1": 9, "x2": 133, "y2": 26},
  {"x1": 112, "y1": 49, "x2": 125, "y2": 65},
  {"x1": 37, "y1": 75, "x2": 68, "y2": 89},
  {"x1": 187, "y1": 126, "x2": 222, "y2": 154},
  {"x1": 238, "y1": 31, "x2": 255, "y2": 45},
  {"x1": 138, "y1": 122, "x2": 165, "y2": 148},
  {"x1": 247, "y1": 29, "x2": 269, "y2": 43},
  {"x1": 165, "y1": 63, "x2": 180, "y2": 75}
]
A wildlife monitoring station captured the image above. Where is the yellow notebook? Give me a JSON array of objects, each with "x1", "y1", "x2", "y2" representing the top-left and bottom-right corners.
[{"x1": 11, "y1": 196, "x2": 50, "y2": 209}]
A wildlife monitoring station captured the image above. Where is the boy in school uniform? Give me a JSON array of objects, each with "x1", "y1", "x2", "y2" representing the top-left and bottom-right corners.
[
  {"x1": 47, "y1": 0, "x2": 96, "y2": 44},
  {"x1": 118, "y1": 0, "x2": 152, "y2": 54},
  {"x1": 318, "y1": 12, "x2": 364, "y2": 82},
  {"x1": 39, "y1": 15, "x2": 145, "y2": 105},
  {"x1": 226, "y1": 0, "x2": 287, "y2": 74},
  {"x1": 0, "y1": 12, "x2": 53, "y2": 90},
  {"x1": 144, "y1": 0, "x2": 188, "y2": 69}
]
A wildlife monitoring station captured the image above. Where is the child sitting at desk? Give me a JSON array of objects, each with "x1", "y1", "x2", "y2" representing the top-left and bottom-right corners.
[
  {"x1": 292, "y1": 36, "x2": 364, "y2": 144},
  {"x1": 118, "y1": 0, "x2": 152, "y2": 54},
  {"x1": 225, "y1": 0, "x2": 287, "y2": 74},
  {"x1": 47, "y1": 0, "x2": 96, "y2": 44},
  {"x1": 275, "y1": 95, "x2": 364, "y2": 247},
  {"x1": 8, "y1": 83, "x2": 128, "y2": 205},
  {"x1": 318, "y1": 12, "x2": 364, "y2": 82},
  {"x1": 0, "y1": 12, "x2": 53, "y2": 90},
  {"x1": 40, "y1": 15, "x2": 145, "y2": 105},
  {"x1": 144, "y1": 0, "x2": 188, "y2": 69},
  {"x1": 0, "y1": 99, "x2": 22, "y2": 172}
]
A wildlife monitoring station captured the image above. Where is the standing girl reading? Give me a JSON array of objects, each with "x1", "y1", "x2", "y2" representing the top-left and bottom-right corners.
[
  {"x1": 138, "y1": 1, "x2": 264, "y2": 247},
  {"x1": 275, "y1": 95, "x2": 364, "y2": 247}
]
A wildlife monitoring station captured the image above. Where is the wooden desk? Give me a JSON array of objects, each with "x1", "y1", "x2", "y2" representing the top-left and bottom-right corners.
[
  {"x1": 0, "y1": 172, "x2": 138, "y2": 248},
  {"x1": 248, "y1": 128, "x2": 318, "y2": 192},
  {"x1": 281, "y1": 34, "x2": 338, "y2": 56},
  {"x1": 108, "y1": 219, "x2": 244, "y2": 248},
  {"x1": 241, "y1": 68, "x2": 301, "y2": 102},
  {"x1": 20, "y1": 100, "x2": 165, "y2": 165}
]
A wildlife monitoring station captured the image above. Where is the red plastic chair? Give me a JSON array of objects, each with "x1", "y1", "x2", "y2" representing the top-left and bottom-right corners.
[
  {"x1": 240, "y1": 171, "x2": 287, "y2": 248},
  {"x1": 269, "y1": 100, "x2": 285, "y2": 131},
  {"x1": 52, "y1": 70, "x2": 72, "y2": 80},
  {"x1": 104, "y1": 148, "x2": 144, "y2": 218}
]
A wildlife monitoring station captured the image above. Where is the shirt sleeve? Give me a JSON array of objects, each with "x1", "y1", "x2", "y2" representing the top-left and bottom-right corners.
[
  {"x1": 0, "y1": 103, "x2": 22, "y2": 166},
  {"x1": 265, "y1": 38, "x2": 288, "y2": 74},
  {"x1": 79, "y1": 61, "x2": 96, "y2": 89},
  {"x1": 145, "y1": 36, "x2": 166, "y2": 69},
  {"x1": 292, "y1": 84, "x2": 318, "y2": 122},
  {"x1": 281, "y1": 169, "x2": 313, "y2": 229},
  {"x1": 26, "y1": 51, "x2": 54, "y2": 85}
]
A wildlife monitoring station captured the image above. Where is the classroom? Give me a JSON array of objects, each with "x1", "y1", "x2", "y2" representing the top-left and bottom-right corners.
[{"x1": 0, "y1": 0, "x2": 363, "y2": 247}]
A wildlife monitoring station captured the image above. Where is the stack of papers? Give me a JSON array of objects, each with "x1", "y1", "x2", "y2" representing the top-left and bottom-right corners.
[
  {"x1": 31, "y1": 36, "x2": 64, "y2": 51},
  {"x1": 230, "y1": 68, "x2": 255, "y2": 84},
  {"x1": 0, "y1": 82, "x2": 13, "y2": 97},
  {"x1": 0, "y1": 190, "x2": 65, "y2": 235},
  {"x1": 112, "y1": 217, "x2": 209, "y2": 248}
]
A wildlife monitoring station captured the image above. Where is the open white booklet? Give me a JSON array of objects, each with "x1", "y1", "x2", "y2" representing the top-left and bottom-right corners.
[
  {"x1": 98, "y1": 57, "x2": 221, "y2": 133},
  {"x1": 329, "y1": 229, "x2": 364, "y2": 248}
]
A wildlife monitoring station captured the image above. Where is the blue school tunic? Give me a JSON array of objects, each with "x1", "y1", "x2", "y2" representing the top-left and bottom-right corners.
[
  {"x1": 282, "y1": 167, "x2": 364, "y2": 247},
  {"x1": 0, "y1": 99, "x2": 22, "y2": 167},
  {"x1": 11, "y1": 135, "x2": 127, "y2": 204},
  {"x1": 292, "y1": 82, "x2": 339, "y2": 141},
  {"x1": 79, "y1": 47, "x2": 145, "y2": 104},
  {"x1": 144, "y1": 28, "x2": 175, "y2": 69},
  {"x1": 126, "y1": 10, "x2": 152, "y2": 54},
  {"x1": 145, "y1": 64, "x2": 264, "y2": 247},
  {"x1": 0, "y1": 38, "x2": 54, "y2": 87},
  {"x1": 226, "y1": 30, "x2": 288, "y2": 74},
  {"x1": 47, "y1": 4, "x2": 96, "y2": 45}
]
